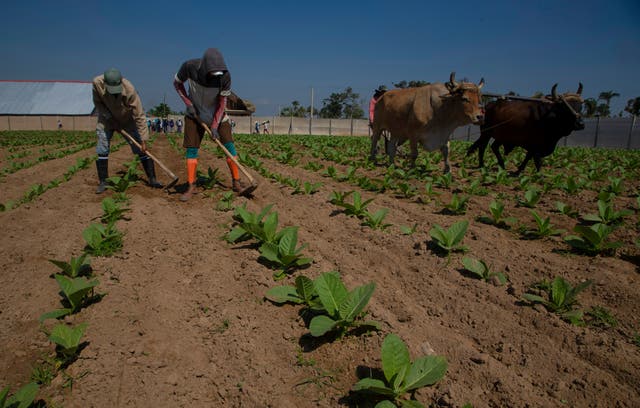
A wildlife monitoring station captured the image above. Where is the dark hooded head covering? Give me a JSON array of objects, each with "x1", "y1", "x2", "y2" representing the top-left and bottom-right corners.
[{"x1": 198, "y1": 48, "x2": 228, "y2": 84}]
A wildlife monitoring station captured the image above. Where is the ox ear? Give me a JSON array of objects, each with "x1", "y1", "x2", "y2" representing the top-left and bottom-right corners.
[
  {"x1": 576, "y1": 82, "x2": 583, "y2": 95},
  {"x1": 551, "y1": 84, "x2": 558, "y2": 100},
  {"x1": 477, "y1": 78, "x2": 485, "y2": 90}
]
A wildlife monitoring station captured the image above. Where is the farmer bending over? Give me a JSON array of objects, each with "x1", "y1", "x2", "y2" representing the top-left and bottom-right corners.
[
  {"x1": 92, "y1": 68, "x2": 162, "y2": 193},
  {"x1": 173, "y1": 48, "x2": 253, "y2": 201}
]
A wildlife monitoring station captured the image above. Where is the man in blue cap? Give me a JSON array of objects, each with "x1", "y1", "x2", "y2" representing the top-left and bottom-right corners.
[{"x1": 92, "y1": 68, "x2": 163, "y2": 193}]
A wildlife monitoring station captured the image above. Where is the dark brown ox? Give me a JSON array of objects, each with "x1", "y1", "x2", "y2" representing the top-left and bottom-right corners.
[
  {"x1": 370, "y1": 72, "x2": 484, "y2": 173},
  {"x1": 467, "y1": 84, "x2": 584, "y2": 174}
]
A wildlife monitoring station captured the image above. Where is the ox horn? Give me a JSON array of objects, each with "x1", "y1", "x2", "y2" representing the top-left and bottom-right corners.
[
  {"x1": 551, "y1": 83, "x2": 558, "y2": 100},
  {"x1": 477, "y1": 77, "x2": 485, "y2": 90},
  {"x1": 576, "y1": 82, "x2": 583, "y2": 95},
  {"x1": 448, "y1": 71, "x2": 459, "y2": 90}
]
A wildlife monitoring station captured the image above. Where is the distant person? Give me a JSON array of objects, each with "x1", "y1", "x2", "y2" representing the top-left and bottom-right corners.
[
  {"x1": 57, "y1": 119, "x2": 63, "y2": 130},
  {"x1": 147, "y1": 118, "x2": 151, "y2": 132},
  {"x1": 162, "y1": 118, "x2": 168, "y2": 133},
  {"x1": 176, "y1": 118, "x2": 183, "y2": 133},
  {"x1": 255, "y1": 121, "x2": 260, "y2": 134},
  {"x1": 173, "y1": 47, "x2": 255, "y2": 201},
  {"x1": 369, "y1": 85, "x2": 387, "y2": 128},
  {"x1": 169, "y1": 118, "x2": 175, "y2": 132},
  {"x1": 262, "y1": 120, "x2": 270, "y2": 134},
  {"x1": 92, "y1": 68, "x2": 163, "y2": 193}
]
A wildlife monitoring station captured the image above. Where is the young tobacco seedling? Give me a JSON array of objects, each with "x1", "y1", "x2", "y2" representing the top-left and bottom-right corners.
[
  {"x1": 555, "y1": 201, "x2": 579, "y2": 219},
  {"x1": 302, "y1": 181, "x2": 322, "y2": 195},
  {"x1": 362, "y1": 208, "x2": 392, "y2": 230},
  {"x1": 461, "y1": 257, "x2": 507, "y2": 285},
  {"x1": 586, "y1": 306, "x2": 618, "y2": 328},
  {"x1": 582, "y1": 199, "x2": 632, "y2": 226},
  {"x1": 265, "y1": 274, "x2": 327, "y2": 313},
  {"x1": 215, "y1": 192, "x2": 235, "y2": 211},
  {"x1": 259, "y1": 227, "x2": 312, "y2": 280},
  {"x1": 39, "y1": 274, "x2": 100, "y2": 322},
  {"x1": 523, "y1": 277, "x2": 592, "y2": 325},
  {"x1": 225, "y1": 204, "x2": 275, "y2": 243},
  {"x1": 82, "y1": 222, "x2": 124, "y2": 256},
  {"x1": 49, "y1": 253, "x2": 92, "y2": 278},
  {"x1": 563, "y1": 223, "x2": 623, "y2": 256},
  {"x1": 442, "y1": 193, "x2": 469, "y2": 215},
  {"x1": 521, "y1": 210, "x2": 565, "y2": 239},
  {"x1": 429, "y1": 220, "x2": 469, "y2": 256},
  {"x1": 100, "y1": 197, "x2": 130, "y2": 224},
  {"x1": 352, "y1": 333, "x2": 447, "y2": 408},
  {"x1": 48, "y1": 323, "x2": 88, "y2": 367},
  {"x1": 105, "y1": 175, "x2": 136, "y2": 193},
  {"x1": 517, "y1": 188, "x2": 541, "y2": 208},
  {"x1": 309, "y1": 272, "x2": 379, "y2": 337},
  {"x1": 328, "y1": 190, "x2": 353, "y2": 207},
  {"x1": 399, "y1": 223, "x2": 418, "y2": 235},
  {"x1": 333, "y1": 191, "x2": 374, "y2": 218},
  {"x1": 0, "y1": 382, "x2": 39, "y2": 408},
  {"x1": 477, "y1": 200, "x2": 516, "y2": 228},
  {"x1": 196, "y1": 166, "x2": 223, "y2": 189}
]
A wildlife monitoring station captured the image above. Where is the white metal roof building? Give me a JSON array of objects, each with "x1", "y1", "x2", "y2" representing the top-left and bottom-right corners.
[{"x1": 0, "y1": 80, "x2": 95, "y2": 115}]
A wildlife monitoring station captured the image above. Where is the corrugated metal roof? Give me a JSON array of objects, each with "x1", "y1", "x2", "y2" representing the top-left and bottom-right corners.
[{"x1": 0, "y1": 81, "x2": 95, "y2": 115}]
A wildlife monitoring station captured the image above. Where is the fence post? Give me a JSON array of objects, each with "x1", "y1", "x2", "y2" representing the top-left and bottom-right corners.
[
  {"x1": 466, "y1": 126, "x2": 470, "y2": 141},
  {"x1": 593, "y1": 115, "x2": 600, "y2": 148},
  {"x1": 329, "y1": 119, "x2": 332, "y2": 136},
  {"x1": 627, "y1": 115, "x2": 636, "y2": 150},
  {"x1": 350, "y1": 116, "x2": 353, "y2": 136},
  {"x1": 8, "y1": 116, "x2": 11, "y2": 131},
  {"x1": 288, "y1": 115, "x2": 292, "y2": 135}
]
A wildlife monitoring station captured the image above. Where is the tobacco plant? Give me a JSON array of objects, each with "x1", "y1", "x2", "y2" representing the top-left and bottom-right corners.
[
  {"x1": 197, "y1": 166, "x2": 223, "y2": 189},
  {"x1": 555, "y1": 201, "x2": 579, "y2": 219},
  {"x1": 48, "y1": 323, "x2": 88, "y2": 366},
  {"x1": 265, "y1": 274, "x2": 329, "y2": 314},
  {"x1": 517, "y1": 188, "x2": 541, "y2": 208},
  {"x1": 429, "y1": 220, "x2": 469, "y2": 256},
  {"x1": 225, "y1": 204, "x2": 275, "y2": 244},
  {"x1": 100, "y1": 197, "x2": 130, "y2": 224},
  {"x1": 521, "y1": 210, "x2": 565, "y2": 239},
  {"x1": 563, "y1": 224, "x2": 623, "y2": 255},
  {"x1": 39, "y1": 275, "x2": 100, "y2": 322},
  {"x1": 442, "y1": 193, "x2": 469, "y2": 215},
  {"x1": 215, "y1": 192, "x2": 235, "y2": 211},
  {"x1": 333, "y1": 191, "x2": 374, "y2": 218},
  {"x1": 352, "y1": 333, "x2": 447, "y2": 408},
  {"x1": 476, "y1": 200, "x2": 515, "y2": 228},
  {"x1": 461, "y1": 257, "x2": 507, "y2": 285},
  {"x1": 582, "y1": 199, "x2": 632, "y2": 226},
  {"x1": 259, "y1": 227, "x2": 312, "y2": 280},
  {"x1": 362, "y1": 209, "x2": 392, "y2": 230},
  {"x1": 49, "y1": 253, "x2": 92, "y2": 278},
  {"x1": 308, "y1": 272, "x2": 379, "y2": 337},
  {"x1": 0, "y1": 382, "x2": 39, "y2": 408},
  {"x1": 523, "y1": 277, "x2": 592, "y2": 325}
]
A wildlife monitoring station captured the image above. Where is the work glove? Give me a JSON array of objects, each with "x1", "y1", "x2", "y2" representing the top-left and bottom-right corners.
[{"x1": 186, "y1": 105, "x2": 198, "y2": 119}]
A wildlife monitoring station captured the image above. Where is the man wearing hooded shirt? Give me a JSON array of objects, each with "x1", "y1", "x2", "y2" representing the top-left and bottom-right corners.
[
  {"x1": 173, "y1": 48, "x2": 252, "y2": 201},
  {"x1": 92, "y1": 68, "x2": 163, "y2": 193}
]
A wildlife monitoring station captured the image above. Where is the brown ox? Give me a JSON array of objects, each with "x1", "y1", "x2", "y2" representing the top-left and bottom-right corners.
[
  {"x1": 370, "y1": 72, "x2": 484, "y2": 173},
  {"x1": 466, "y1": 84, "x2": 584, "y2": 174}
]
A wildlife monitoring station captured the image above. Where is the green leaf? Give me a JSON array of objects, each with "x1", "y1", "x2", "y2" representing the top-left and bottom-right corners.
[
  {"x1": 262, "y1": 212, "x2": 279, "y2": 243},
  {"x1": 309, "y1": 315, "x2": 339, "y2": 337},
  {"x1": 376, "y1": 401, "x2": 399, "y2": 408},
  {"x1": 295, "y1": 275, "x2": 316, "y2": 303},
  {"x1": 522, "y1": 293, "x2": 547, "y2": 304},
  {"x1": 259, "y1": 242, "x2": 281, "y2": 264},
  {"x1": 38, "y1": 308, "x2": 72, "y2": 323},
  {"x1": 381, "y1": 333, "x2": 411, "y2": 384},
  {"x1": 449, "y1": 220, "x2": 469, "y2": 246},
  {"x1": 48, "y1": 323, "x2": 87, "y2": 350},
  {"x1": 352, "y1": 378, "x2": 396, "y2": 397},
  {"x1": 338, "y1": 282, "x2": 376, "y2": 322},
  {"x1": 401, "y1": 355, "x2": 447, "y2": 392},
  {"x1": 400, "y1": 400, "x2": 426, "y2": 408},
  {"x1": 314, "y1": 272, "x2": 348, "y2": 316},
  {"x1": 278, "y1": 227, "x2": 300, "y2": 255},
  {"x1": 551, "y1": 277, "x2": 570, "y2": 308},
  {"x1": 5, "y1": 382, "x2": 38, "y2": 408},
  {"x1": 0, "y1": 386, "x2": 9, "y2": 408},
  {"x1": 264, "y1": 285, "x2": 301, "y2": 304},
  {"x1": 55, "y1": 274, "x2": 99, "y2": 311},
  {"x1": 461, "y1": 257, "x2": 486, "y2": 278}
]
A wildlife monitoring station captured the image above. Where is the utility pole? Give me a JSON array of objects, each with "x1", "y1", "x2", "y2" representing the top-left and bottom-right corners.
[{"x1": 309, "y1": 87, "x2": 314, "y2": 135}]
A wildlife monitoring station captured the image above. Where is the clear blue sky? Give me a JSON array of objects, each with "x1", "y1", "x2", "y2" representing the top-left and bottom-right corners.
[{"x1": 1, "y1": 0, "x2": 638, "y2": 116}]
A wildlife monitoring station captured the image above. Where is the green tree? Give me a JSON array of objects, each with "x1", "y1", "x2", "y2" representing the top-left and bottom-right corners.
[
  {"x1": 583, "y1": 98, "x2": 598, "y2": 117},
  {"x1": 148, "y1": 103, "x2": 175, "y2": 118},
  {"x1": 319, "y1": 87, "x2": 364, "y2": 119},
  {"x1": 596, "y1": 103, "x2": 611, "y2": 117},
  {"x1": 597, "y1": 91, "x2": 620, "y2": 117},
  {"x1": 393, "y1": 80, "x2": 430, "y2": 88},
  {"x1": 624, "y1": 97, "x2": 640, "y2": 116},
  {"x1": 280, "y1": 100, "x2": 313, "y2": 117},
  {"x1": 532, "y1": 91, "x2": 545, "y2": 98}
]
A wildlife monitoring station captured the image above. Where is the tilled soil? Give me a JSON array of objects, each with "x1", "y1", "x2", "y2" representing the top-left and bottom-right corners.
[{"x1": 1, "y1": 133, "x2": 639, "y2": 408}]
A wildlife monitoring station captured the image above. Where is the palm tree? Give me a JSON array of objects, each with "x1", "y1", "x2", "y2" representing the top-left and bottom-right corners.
[
  {"x1": 583, "y1": 98, "x2": 598, "y2": 117},
  {"x1": 598, "y1": 91, "x2": 620, "y2": 108}
]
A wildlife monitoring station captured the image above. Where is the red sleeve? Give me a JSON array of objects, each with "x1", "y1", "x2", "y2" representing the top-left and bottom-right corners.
[
  {"x1": 212, "y1": 95, "x2": 227, "y2": 129},
  {"x1": 173, "y1": 76, "x2": 192, "y2": 107}
]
